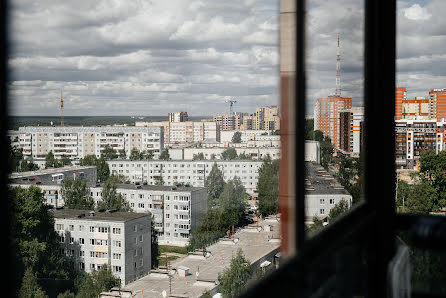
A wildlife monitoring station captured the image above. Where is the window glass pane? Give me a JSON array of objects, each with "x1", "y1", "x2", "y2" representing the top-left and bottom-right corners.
[
  {"x1": 395, "y1": 1, "x2": 446, "y2": 216},
  {"x1": 305, "y1": 0, "x2": 365, "y2": 237},
  {"x1": 8, "y1": 0, "x2": 281, "y2": 296}
]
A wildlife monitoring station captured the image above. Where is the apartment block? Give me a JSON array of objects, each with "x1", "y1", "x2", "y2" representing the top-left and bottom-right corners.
[
  {"x1": 16, "y1": 126, "x2": 164, "y2": 159},
  {"x1": 90, "y1": 184, "x2": 207, "y2": 246},
  {"x1": 339, "y1": 107, "x2": 364, "y2": 156},
  {"x1": 135, "y1": 121, "x2": 219, "y2": 145},
  {"x1": 395, "y1": 119, "x2": 445, "y2": 169},
  {"x1": 168, "y1": 112, "x2": 188, "y2": 123},
  {"x1": 9, "y1": 165, "x2": 98, "y2": 207},
  {"x1": 429, "y1": 89, "x2": 446, "y2": 121},
  {"x1": 52, "y1": 208, "x2": 151, "y2": 285},
  {"x1": 395, "y1": 87, "x2": 407, "y2": 120},
  {"x1": 107, "y1": 159, "x2": 263, "y2": 196},
  {"x1": 395, "y1": 87, "x2": 446, "y2": 122},
  {"x1": 305, "y1": 162, "x2": 352, "y2": 223},
  {"x1": 314, "y1": 95, "x2": 352, "y2": 149},
  {"x1": 213, "y1": 114, "x2": 241, "y2": 131},
  {"x1": 257, "y1": 105, "x2": 280, "y2": 131}
]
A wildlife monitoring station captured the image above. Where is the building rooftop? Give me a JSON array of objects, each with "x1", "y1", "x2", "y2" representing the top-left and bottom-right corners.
[
  {"x1": 113, "y1": 183, "x2": 205, "y2": 193},
  {"x1": 108, "y1": 159, "x2": 263, "y2": 163},
  {"x1": 9, "y1": 165, "x2": 96, "y2": 179},
  {"x1": 305, "y1": 162, "x2": 350, "y2": 195},
  {"x1": 51, "y1": 208, "x2": 150, "y2": 222},
  {"x1": 124, "y1": 217, "x2": 281, "y2": 298}
]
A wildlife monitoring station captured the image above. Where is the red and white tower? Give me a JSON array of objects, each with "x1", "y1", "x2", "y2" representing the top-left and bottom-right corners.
[{"x1": 335, "y1": 33, "x2": 341, "y2": 97}]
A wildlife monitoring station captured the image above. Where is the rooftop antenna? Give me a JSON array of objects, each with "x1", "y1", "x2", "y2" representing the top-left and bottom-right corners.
[
  {"x1": 335, "y1": 32, "x2": 341, "y2": 97},
  {"x1": 225, "y1": 98, "x2": 237, "y2": 115},
  {"x1": 60, "y1": 89, "x2": 64, "y2": 126}
]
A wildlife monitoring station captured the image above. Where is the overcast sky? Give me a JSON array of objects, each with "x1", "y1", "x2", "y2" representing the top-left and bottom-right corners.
[{"x1": 7, "y1": 0, "x2": 446, "y2": 116}]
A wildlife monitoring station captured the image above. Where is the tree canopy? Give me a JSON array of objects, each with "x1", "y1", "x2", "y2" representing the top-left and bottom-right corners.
[
  {"x1": 159, "y1": 149, "x2": 170, "y2": 160},
  {"x1": 9, "y1": 186, "x2": 77, "y2": 295},
  {"x1": 97, "y1": 176, "x2": 131, "y2": 211},
  {"x1": 60, "y1": 178, "x2": 94, "y2": 210},
  {"x1": 100, "y1": 145, "x2": 118, "y2": 160},
  {"x1": 257, "y1": 155, "x2": 279, "y2": 217},
  {"x1": 231, "y1": 131, "x2": 242, "y2": 143},
  {"x1": 221, "y1": 148, "x2": 238, "y2": 160},
  {"x1": 217, "y1": 249, "x2": 251, "y2": 298},
  {"x1": 205, "y1": 163, "x2": 225, "y2": 208}
]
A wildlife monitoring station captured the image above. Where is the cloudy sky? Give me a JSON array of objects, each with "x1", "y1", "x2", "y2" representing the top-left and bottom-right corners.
[{"x1": 7, "y1": 0, "x2": 446, "y2": 116}]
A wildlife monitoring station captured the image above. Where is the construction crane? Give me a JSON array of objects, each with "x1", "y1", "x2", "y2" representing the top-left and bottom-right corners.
[
  {"x1": 60, "y1": 89, "x2": 64, "y2": 127},
  {"x1": 225, "y1": 99, "x2": 237, "y2": 115}
]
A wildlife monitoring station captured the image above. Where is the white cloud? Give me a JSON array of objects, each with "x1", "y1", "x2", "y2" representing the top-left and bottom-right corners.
[{"x1": 403, "y1": 4, "x2": 432, "y2": 21}]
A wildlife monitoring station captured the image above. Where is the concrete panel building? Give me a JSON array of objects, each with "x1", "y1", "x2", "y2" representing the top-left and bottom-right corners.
[
  {"x1": 107, "y1": 159, "x2": 263, "y2": 196},
  {"x1": 52, "y1": 208, "x2": 152, "y2": 285},
  {"x1": 15, "y1": 126, "x2": 164, "y2": 160},
  {"x1": 135, "y1": 121, "x2": 219, "y2": 146},
  {"x1": 305, "y1": 162, "x2": 352, "y2": 223},
  {"x1": 89, "y1": 184, "x2": 207, "y2": 246}
]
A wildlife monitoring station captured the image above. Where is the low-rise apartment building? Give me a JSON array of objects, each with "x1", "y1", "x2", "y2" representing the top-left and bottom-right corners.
[
  {"x1": 305, "y1": 162, "x2": 352, "y2": 223},
  {"x1": 15, "y1": 126, "x2": 164, "y2": 159},
  {"x1": 107, "y1": 159, "x2": 263, "y2": 196},
  {"x1": 52, "y1": 208, "x2": 151, "y2": 285}
]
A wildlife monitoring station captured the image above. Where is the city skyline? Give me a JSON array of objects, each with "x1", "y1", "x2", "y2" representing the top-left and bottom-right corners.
[{"x1": 7, "y1": 0, "x2": 446, "y2": 116}]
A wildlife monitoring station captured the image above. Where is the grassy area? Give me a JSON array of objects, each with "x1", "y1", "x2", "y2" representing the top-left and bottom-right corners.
[
  {"x1": 157, "y1": 255, "x2": 180, "y2": 267},
  {"x1": 159, "y1": 245, "x2": 189, "y2": 255}
]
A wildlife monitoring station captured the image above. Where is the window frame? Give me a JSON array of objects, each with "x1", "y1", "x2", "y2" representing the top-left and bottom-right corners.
[{"x1": 241, "y1": 0, "x2": 397, "y2": 296}]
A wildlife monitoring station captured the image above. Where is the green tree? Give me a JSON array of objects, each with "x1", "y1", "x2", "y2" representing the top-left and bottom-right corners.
[
  {"x1": 20, "y1": 157, "x2": 39, "y2": 172},
  {"x1": 79, "y1": 155, "x2": 97, "y2": 166},
  {"x1": 193, "y1": 153, "x2": 205, "y2": 160},
  {"x1": 159, "y1": 149, "x2": 170, "y2": 160},
  {"x1": 231, "y1": 131, "x2": 242, "y2": 143},
  {"x1": 130, "y1": 148, "x2": 144, "y2": 160},
  {"x1": 151, "y1": 216, "x2": 159, "y2": 269},
  {"x1": 118, "y1": 149, "x2": 127, "y2": 159},
  {"x1": 10, "y1": 186, "x2": 77, "y2": 294},
  {"x1": 96, "y1": 157, "x2": 110, "y2": 183},
  {"x1": 97, "y1": 176, "x2": 131, "y2": 211},
  {"x1": 237, "y1": 152, "x2": 252, "y2": 160},
  {"x1": 45, "y1": 151, "x2": 60, "y2": 168},
  {"x1": 101, "y1": 145, "x2": 118, "y2": 160},
  {"x1": 307, "y1": 129, "x2": 324, "y2": 142},
  {"x1": 154, "y1": 175, "x2": 165, "y2": 185},
  {"x1": 257, "y1": 156, "x2": 279, "y2": 217},
  {"x1": 337, "y1": 157, "x2": 362, "y2": 205},
  {"x1": 406, "y1": 183, "x2": 433, "y2": 214},
  {"x1": 19, "y1": 267, "x2": 48, "y2": 298},
  {"x1": 396, "y1": 180, "x2": 411, "y2": 213},
  {"x1": 60, "y1": 178, "x2": 94, "y2": 210},
  {"x1": 144, "y1": 150, "x2": 154, "y2": 160},
  {"x1": 218, "y1": 249, "x2": 251, "y2": 298},
  {"x1": 59, "y1": 156, "x2": 72, "y2": 167},
  {"x1": 306, "y1": 216, "x2": 324, "y2": 235},
  {"x1": 328, "y1": 199, "x2": 350, "y2": 222},
  {"x1": 221, "y1": 148, "x2": 238, "y2": 160},
  {"x1": 320, "y1": 136, "x2": 333, "y2": 169},
  {"x1": 9, "y1": 140, "x2": 23, "y2": 172},
  {"x1": 205, "y1": 163, "x2": 225, "y2": 208},
  {"x1": 417, "y1": 150, "x2": 446, "y2": 211},
  {"x1": 75, "y1": 265, "x2": 118, "y2": 298},
  {"x1": 201, "y1": 290, "x2": 213, "y2": 298},
  {"x1": 218, "y1": 177, "x2": 248, "y2": 227},
  {"x1": 56, "y1": 291, "x2": 75, "y2": 298}
]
